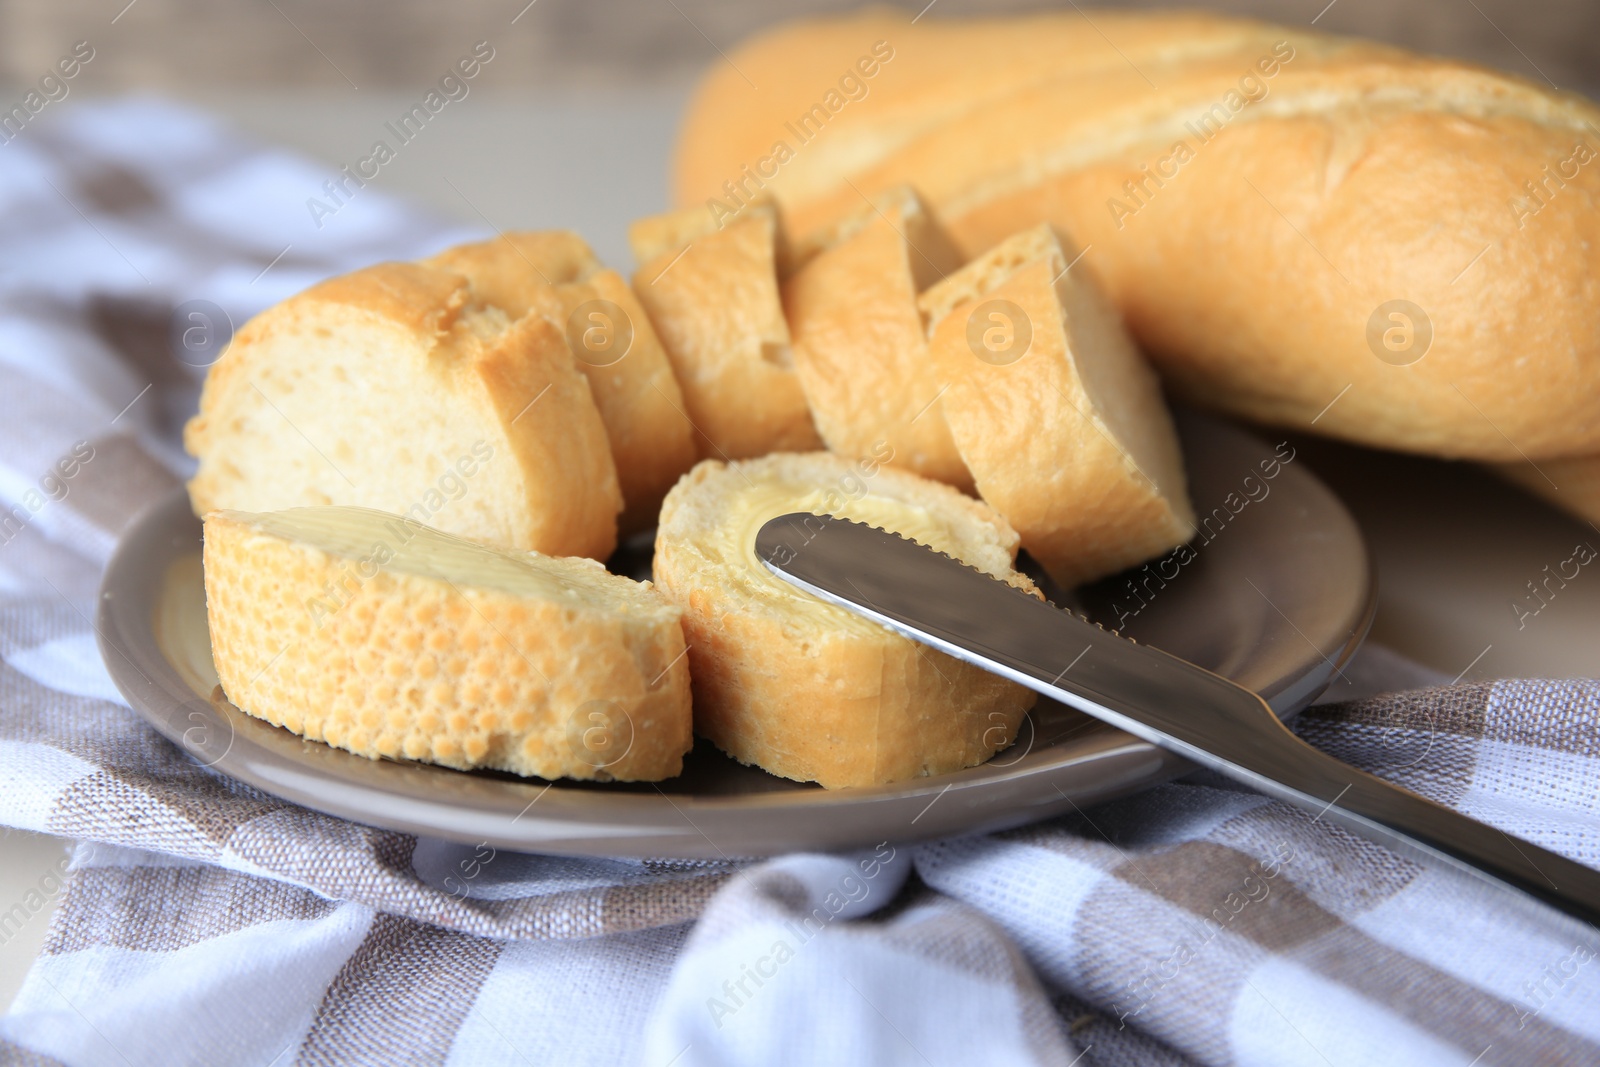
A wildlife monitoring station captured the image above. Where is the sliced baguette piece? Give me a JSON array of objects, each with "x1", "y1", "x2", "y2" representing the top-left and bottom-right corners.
[
  {"x1": 629, "y1": 203, "x2": 822, "y2": 460},
  {"x1": 184, "y1": 261, "x2": 621, "y2": 560},
  {"x1": 652, "y1": 451, "x2": 1037, "y2": 789},
  {"x1": 426, "y1": 231, "x2": 696, "y2": 534},
  {"x1": 203, "y1": 506, "x2": 693, "y2": 781},
  {"x1": 782, "y1": 186, "x2": 972, "y2": 491},
  {"x1": 920, "y1": 224, "x2": 1195, "y2": 588}
]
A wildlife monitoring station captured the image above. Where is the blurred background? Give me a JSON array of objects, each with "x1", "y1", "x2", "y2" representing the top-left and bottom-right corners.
[
  {"x1": 3, "y1": 0, "x2": 1597, "y2": 95},
  {"x1": 1, "y1": 0, "x2": 1598, "y2": 1011},
  {"x1": 2, "y1": 0, "x2": 1597, "y2": 268}
]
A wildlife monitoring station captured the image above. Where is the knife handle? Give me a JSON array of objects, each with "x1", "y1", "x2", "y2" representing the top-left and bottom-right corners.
[
  {"x1": 1042, "y1": 660, "x2": 1600, "y2": 931},
  {"x1": 1234, "y1": 722, "x2": 1600, "y2": 930},
  {"x1": 753, "y1": 512, "x2": 1600, "y2": 929}
]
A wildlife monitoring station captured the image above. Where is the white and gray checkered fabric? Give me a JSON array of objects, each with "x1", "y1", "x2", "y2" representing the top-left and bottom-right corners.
[{"x1": 0, "y1": 99, "x2": 1596, "y2": 1067}]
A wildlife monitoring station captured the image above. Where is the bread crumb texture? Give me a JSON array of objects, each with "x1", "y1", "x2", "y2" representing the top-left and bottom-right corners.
[
  {"x1": 653, "y1": 451, "x2": 1037, "y2": 788},
  {"x1": 184, "y1": 260, "x2": 623, "y2": 560},
  {"x1": 204, "y1": 507, "x2": 692, "y2": 781},
  {"x1": 922, "y1": 225, "x2": 1195, "y2": 587},
  {"x1": 631, "y1": 205, "x2": 823, "y2": 460}
]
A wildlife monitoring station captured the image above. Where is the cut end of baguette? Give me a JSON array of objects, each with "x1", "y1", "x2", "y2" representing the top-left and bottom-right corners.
[
  {"x1": 652, "y1": 452, "x2": 1036, "y2": 789},
  {"x1": 924, "y1": 226, "x2": 1196, "y2": 588},
  {"x1": 784, "y1": 185, "x2": 973, "y2": 491},
  {"x1": 184, "y1": 260, "x2": 623, "y2": 560},
  {"x1": 630, "y1": 207, "x2": 822, "y2": 461},
  {"x1": 203, "y1": 506, "x2": 693, "y2": 781},
  {"x1": 427, "y1": 232, "x2": 697, "y2": 535}
]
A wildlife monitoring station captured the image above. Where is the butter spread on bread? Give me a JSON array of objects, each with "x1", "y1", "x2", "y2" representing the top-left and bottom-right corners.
[
  {"x1": 204, "y1": 506, "x2": 692, "y2": 781},
  {"x1": 652, "y1": 451, "x2": 1036, "y2": 788}
]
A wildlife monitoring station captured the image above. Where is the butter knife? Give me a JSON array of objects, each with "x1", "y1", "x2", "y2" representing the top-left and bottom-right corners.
[{"x1": 757, "y1": 513, "x2": 1600, "y2": 928}]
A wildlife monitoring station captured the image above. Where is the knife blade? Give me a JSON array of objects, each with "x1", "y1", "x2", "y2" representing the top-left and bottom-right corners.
[{"x1": 756, "y1": 512, "x2": 1600, "y2": 928}]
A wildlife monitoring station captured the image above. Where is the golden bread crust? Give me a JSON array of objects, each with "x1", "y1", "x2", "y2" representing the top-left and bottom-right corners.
[
  {"x1": 630, "y1": 207, "x2": 822, "y2": 460},
  {"x1": 203, "y1": 509, "x2": 693, "y2": 781},
  {"x1": 652, "y1": 452, "x2": 1036, "y2": 789},
  {"x1": 473, "y1": 312, "x2": 627, "y2": 557},
  {"x1": 673, "y1": 11, "x2": 1600, "y2": 460},
  {"x1": 184, "y1": 261, "x2": 622, "y2": 560},
  {"x1": 922, "y1": 226, "x2": 1195, "y2": 588},
  {"x1": 428, "y1": 232, "x2": 696, "y2": 533},
  {"x1": 783, "y1": 187, "x2": 972, "y2": 490}
]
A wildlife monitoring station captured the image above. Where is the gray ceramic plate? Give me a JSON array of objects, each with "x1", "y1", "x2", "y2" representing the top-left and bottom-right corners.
[{"x1": 97, "y1": 412, "x2": 1373, "y2": 859}]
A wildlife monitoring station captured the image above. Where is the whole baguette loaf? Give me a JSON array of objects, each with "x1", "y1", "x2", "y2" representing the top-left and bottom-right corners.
[{"x1": 672, "y1": 11, "x2": 1600, "y2": 461}]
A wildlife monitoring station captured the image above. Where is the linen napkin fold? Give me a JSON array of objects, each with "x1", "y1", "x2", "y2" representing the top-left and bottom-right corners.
[{"x1": 1, "y1": 98, "x2": 1597, "y2": 1067}]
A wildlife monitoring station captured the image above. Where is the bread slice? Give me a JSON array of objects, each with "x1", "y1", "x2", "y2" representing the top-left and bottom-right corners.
[
  {"x1": 426, "y1": 232, "x2": 696, "y2": 534},
  {"x1": 629, "y1": 203, "x2": 822, "y2": 460},
  {"x1": 920, "y1": 225, "x2": 1195, "y2": 588},
  {"x1": 652, "y1": 451, "x2": 1037, "y2": 789},
  {"x1": 184, "y1": 262, "x2": 622, "y2": 561},
  {"x1": 783, "y1": 186, "x2": 972, "y2": 491},
  {"x1": 203, "y1": 506, "x2": 693, "y2": 781}
]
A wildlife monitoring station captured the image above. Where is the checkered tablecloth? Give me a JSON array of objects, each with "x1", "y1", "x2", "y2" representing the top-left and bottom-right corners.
[{"x1": 0, "y1": 98, "x2": 1596, "y2": 1067}]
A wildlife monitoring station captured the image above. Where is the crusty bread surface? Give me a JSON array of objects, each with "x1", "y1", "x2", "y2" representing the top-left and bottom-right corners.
[
  {"x1": 783, "y1": 186, "x2": 972, "y2": 490},
  {"x1": 672, "y1": 11, "x2": 1600, "y2": 461},
  {"x1": 204, "y1": 507, "x2": 693, "y2": 781},
  {"x1": 426, "y1": 231, "x2": 696, "y2": 533},
  {"x1": 921, "y1": 224, "x2": 1195, "y2": 588},
  {"x1": 652, "y1": 451, "x2": 1037, "y2": 789},
  {"x1": 184, "y1": 261, "x2": 622, "y2": 560},
  {"x1": 629, "y1": 204, "x2": 822, "y2": 460}
]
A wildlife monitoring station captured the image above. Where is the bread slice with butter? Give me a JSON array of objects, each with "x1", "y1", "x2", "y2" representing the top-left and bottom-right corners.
[
  {"x1": 652, "y1": 451, "x2": 1037, "y2": 789},
  {"x1": 920, "y1": 225, "x2": 1195, "y2": 588},
  {"x1": 184, "y1": 261, "x2": 622, "y2": 561},
  {"x1": 203, "y1": 506, "x2": 693, "y2": 781},
  {"x1": 426, "y1": 231, "x2": 697, "y2": 534}
]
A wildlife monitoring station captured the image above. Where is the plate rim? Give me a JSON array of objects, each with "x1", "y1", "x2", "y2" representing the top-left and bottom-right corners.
[{"x1": 97, "y1": 418, "x2": 1375, "y2": 857}]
